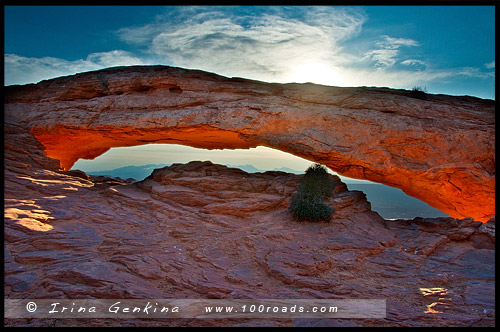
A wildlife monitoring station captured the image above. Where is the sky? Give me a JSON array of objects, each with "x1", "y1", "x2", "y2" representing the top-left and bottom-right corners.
[
  {"x1": 4, "y1": 5, "x2": 496, "y2": 177},
  {"x1": 4, "y1": 5, "x2": 495, "y2": 98},
  {"x1": 72, "y1": 145, "x2": 314, "y2": 173},
  {"x1": 71, "y1": 144, "x2": 373, "y2": 183}
]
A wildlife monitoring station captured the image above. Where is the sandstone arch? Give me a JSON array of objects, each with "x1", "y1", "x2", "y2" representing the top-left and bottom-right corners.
[{"x1": 4, "y1": 65, "x2": 495, "y2": 221}]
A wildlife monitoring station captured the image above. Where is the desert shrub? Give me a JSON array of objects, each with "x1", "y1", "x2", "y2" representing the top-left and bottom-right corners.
[
  {"x1": 289, "y1": 192, "x2": 333, "y2": 222},
  {"x1": 410, "y1": 86, "x2": 428, "y2": 100},
  {"x1": 289, "y1": 163, "x2": 335, "y2": 222},
  {"x1": 412, "y1": 86, "x2": 427, "y2": 92},
  {"x1": 300, "y1": 164, "x2": 334, "y2": 199}
]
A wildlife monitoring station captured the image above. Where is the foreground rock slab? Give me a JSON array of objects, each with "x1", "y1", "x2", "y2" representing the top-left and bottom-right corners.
[{"x1": 4, "y1": 156, "x2": 495, "y2": 326}]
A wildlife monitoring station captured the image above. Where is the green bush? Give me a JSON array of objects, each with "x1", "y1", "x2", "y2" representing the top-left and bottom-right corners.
[
  {"x1": 289, "y1": 192, "x2": 333, "y2": 222},
  {"x1": 300, "y1": 164, "x2": 334, "y2": 199},
  {"x1": 289, "y1": 163, "x2": 335, "y2": 222}
]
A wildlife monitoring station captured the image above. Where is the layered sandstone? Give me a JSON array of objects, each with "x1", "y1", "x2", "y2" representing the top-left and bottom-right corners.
[
  {"x1": 4, "y1": 156, "x2": 495, "y2": 327},
  {"x1": 4, "y1": 65, "x2": 495, "y2": 221},
  {"x1": 4, "y1": 66, "x2": 496, "y2": 327}
]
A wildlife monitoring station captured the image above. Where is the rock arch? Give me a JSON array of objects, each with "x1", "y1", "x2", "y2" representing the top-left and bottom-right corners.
[{"x1": 4, "y1": 65, "x2": 495, "y2": 221}]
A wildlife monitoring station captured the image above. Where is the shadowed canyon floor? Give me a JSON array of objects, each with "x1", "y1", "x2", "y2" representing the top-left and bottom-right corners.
[{"x1": 5, "y1": 157, "x2": 495, "y2": 327}]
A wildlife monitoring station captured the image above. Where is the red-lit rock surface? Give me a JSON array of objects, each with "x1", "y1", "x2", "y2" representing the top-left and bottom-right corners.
[
  {"x1": 4, "y1": 65, "x2": 495, "y2": 221},
  {"x1": 4, "y1": 145, "x2": 495, "y2": 327}
]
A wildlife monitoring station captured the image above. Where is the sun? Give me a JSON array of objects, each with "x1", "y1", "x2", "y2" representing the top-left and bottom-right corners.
[{"x1": 288, "y1": 61, "x2": 344, "y2": 87}]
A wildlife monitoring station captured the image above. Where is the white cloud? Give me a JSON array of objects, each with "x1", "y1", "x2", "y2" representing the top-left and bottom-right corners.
[
  {"x1": 457, "y1": 66, "x2": 495, "y2": 79},
  {"x1": 377, "y1": 35, "x2": 420, "y2": 49},
  {"x1": 485, "y1": 60, "x2": 495, "y2": 69},
  {"x1": 401, "y1": 59, "x2": 426, "y2": 67},
  {"x1": 3, "y1": 6, "x2": 494, "y2": 99},
  {"x1": 364, "y1": 35, "x2": 420, "y2": 67},
  {"x1": 364, "y1": 49, "x2": 400, "y2": 67},
  {"x1": 118, "y1": 6, "x2": 367, "y2": 83},
  {"x1": 4, "y1": 50, "x2": 148, "y2": 85}
]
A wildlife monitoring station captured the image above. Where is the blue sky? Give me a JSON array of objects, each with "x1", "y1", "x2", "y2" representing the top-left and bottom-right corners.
[{"x1": 5, "y1": 5, "x2": 495, "y2": 99}]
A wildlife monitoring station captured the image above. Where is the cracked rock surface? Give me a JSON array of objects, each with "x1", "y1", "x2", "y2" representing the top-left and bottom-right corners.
[{"x1": 4, "y1": 153, "x2": 495, "y2": 326}]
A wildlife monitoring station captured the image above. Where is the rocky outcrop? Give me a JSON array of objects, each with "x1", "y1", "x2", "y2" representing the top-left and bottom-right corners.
[
  {"x1": 4, "y1": 159, "x2": 495, "y2": 327},
  {"x1": 4, "y1": 65, "x2": 495, "y2": 221},
  {"x1": 3, "y1": 66, "x2": 495, "y2": 327}
]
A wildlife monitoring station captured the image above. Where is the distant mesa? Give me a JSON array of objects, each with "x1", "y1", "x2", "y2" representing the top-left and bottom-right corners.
[
  {"x1": 86, "y1": 163, "x2": 171, "y2": 180},
  {"x1": 4, "y1": 65, "x2": 495, "y2": 221},
  {"x1": 84, "y1": 164, "x2": 300, "y2": 181}
]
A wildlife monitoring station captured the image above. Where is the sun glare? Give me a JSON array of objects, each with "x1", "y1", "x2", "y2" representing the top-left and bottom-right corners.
[{"x1": 288, "y1": 61, "x2": 344, "y2": 87}]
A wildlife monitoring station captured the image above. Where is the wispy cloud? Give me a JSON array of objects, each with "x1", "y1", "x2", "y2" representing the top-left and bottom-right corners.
[
  {"x1": 377, "y1": 35, "x2": 420, "y2": 48},
  {"x1": 364, "y1": 49, "x2": 400, "y2": 67},
  {"x1": 117, "y1": 6, "x2": 367, "y2": 83},
  {"x1": 364, "y1": 35, "x2": 420, "y2": 67},
  {"x1": 485, "y1": 60, "x2": 495, "y2": 69},
  {"x1": 4, "y1": 6, "x2": 495, "y2": 99},
  {"x1": 401, "y1": 59, "x2": 426, "y2": 67},
  {"x1": 457, "y1": 66, "x2": 495, "y2": 79},
  {"x1": 4, "y1": 50, "x2": 149, "y2": 85}
]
